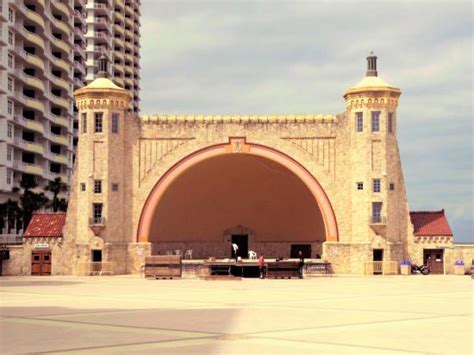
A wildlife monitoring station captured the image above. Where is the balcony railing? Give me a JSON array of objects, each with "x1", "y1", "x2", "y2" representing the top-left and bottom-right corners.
[
  {"x1": 74, "y1": 9, "x2": 86, "y2": 19},
  {"x1": 370, "y1": 216, "x2": 387, "y2": 224},
  {"x1": 89, "y1": 217, "x2": 105, "y2": 226}
]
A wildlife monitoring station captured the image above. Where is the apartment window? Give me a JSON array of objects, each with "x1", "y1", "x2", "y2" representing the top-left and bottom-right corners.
[
  {"x1": 81, "y1": 113, "x2": 87, "y2": 133},
  {"x1": 388, "y1": 113, "x2": 393, "y2": 133},
  {"x1": 93, "y1": 203, "x2": 103, "y2": 224},
  {"x1": 389, "y1": 183, "x2": 395, "y2": 191},
  {"x1": 94, "y1": 112, "x2": 103, "y2": 133},
  {"x1": 94, "y1": 180, "x2": 102, "y2": 194},
  {"x1": 111, "y1": 113, "x2": 119, "y2": 133},
  {"x1": 8, "y1": 8, "x2": 14, "y2": 22},
  {"x1": 6, "y1": 170, "x2": 12, "y2": 185},
  {"x1": 356, "y1": 182, "x2": 363, "y2": 190},
  {"x1": 112, "y1": 183, "x2": 119, "y2": 191},
  {"x1": 7, "y1": 100, "x2": 13, "y2": 115},
  {"x1": 372, "y1": 202, "x2": 382, "y2": 223},
  {"x1": 373, "y1": 179, "x2": 381, "y2": 193},
  {"x1": 7, "y1": 123, "x2": 13, "y2": 138},
  {"x1": 8, "y1": 31, "x2": 13, "y2": 45},
  {"x1": 356, "y1": 112, "x2": 363, "y2": 132},
  {"x1": 6, "y1": 146, "x2": 12, "y2": 161},
  {"x1": 371, "y1": 111, "x2": 380, "y2": 132},
  {"x1": 8, "y1": 53, "x2": 13, "y2": 68},
  {"x1": 7, "y1": 77, "x2": 13, "y2": 91},
  {"x1": 80, "y1": 183, "x2": 86, "y2": 191}
]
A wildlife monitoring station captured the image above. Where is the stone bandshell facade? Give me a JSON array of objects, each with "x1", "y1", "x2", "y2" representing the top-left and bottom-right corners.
[{"x1": 7, "y1": 57, "x2": 460, "y2": 276}]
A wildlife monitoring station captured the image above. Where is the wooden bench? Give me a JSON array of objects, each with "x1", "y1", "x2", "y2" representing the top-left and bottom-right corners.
[
  {"x1": 144, "y1": 255, "x2": 182, "y2": 279},
  {"x1": 266, "y1": 261, "x2": 301, "y2": 279}
]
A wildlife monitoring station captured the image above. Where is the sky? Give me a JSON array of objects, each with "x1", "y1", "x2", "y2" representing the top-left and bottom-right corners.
[{"x1": 139, "y1": 0, "x2": 473, "y2": 243}]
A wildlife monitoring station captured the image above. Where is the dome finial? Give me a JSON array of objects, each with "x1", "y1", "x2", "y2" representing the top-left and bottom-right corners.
[
  {"x1": 366, "y1": 52, "x2": 378, "y2": 77},
  {"x1": 97, "y1": 54, "x2": 109, "y2": 78}
]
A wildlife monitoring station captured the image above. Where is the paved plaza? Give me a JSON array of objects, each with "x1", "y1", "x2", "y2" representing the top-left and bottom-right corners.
[{"x1": 0, "y1": 275, "x2": 472, "y2": 354}]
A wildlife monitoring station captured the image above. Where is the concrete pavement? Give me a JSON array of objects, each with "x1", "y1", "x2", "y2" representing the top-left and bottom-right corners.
[{"x1": 0, "y1": 275, "x2": 472, "y2": 354}]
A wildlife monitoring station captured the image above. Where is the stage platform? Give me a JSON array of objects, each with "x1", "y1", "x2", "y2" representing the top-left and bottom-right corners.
[{"x1": 179, "y1": 258, "x2": 331, "y2": 278}]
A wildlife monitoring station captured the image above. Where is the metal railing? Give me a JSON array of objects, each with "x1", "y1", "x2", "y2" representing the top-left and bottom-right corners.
[
  {"x1": 89, "y1": 217, "x2": 105, "y2": 226},
  {"x1": 370, "y1": 216, "x2": 387, "y2": 224}
]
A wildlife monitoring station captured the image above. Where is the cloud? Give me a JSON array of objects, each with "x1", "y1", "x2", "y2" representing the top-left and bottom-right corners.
[{"x1": 140, "y1": 0, "x2": 473, "y2": 242}]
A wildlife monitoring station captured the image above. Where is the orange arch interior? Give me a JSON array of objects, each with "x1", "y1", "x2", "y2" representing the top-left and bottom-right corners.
[{"x1": 137, "y1": 141, "x2": 338, "y2": 243}]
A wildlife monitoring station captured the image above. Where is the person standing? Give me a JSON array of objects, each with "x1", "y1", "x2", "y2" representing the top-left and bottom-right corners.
[
  {"x1": 232, "y1": 243, "x2": 239, "y2": 261},
  {"x1": 298, "y1": 250, "x2": 305, "y2": 279},
  {"x1": 258, "y1": 254, "x2": 265, "y2": 279}
]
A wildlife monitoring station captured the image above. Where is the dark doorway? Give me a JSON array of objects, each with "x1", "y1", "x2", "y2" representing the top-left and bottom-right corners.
[
  {"x1": 424, "y1": 249, "x2": 444, "y2": 274},
  {"x1": 91, "y1": 250, "x2": 102, "y2": 262},
  {"x1": 231, "y1": 235, "x2": 248, "y2": 259},
  {"x1": 373, "y1": 249, "x2": 384, "y2": 261},
  {"x1": 31, "y1": 251, "x2": 52, "y2": 276},
  {"x1": 291, "y1": 244, "x2": 312, "y2": 258}
]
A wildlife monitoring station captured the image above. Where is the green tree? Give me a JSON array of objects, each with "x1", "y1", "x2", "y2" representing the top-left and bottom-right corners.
[{"x1": 45, "y1": 177, "x2": 68, "y2": 212}]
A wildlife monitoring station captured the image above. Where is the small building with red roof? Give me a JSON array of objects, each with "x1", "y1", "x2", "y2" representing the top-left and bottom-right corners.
[
  {"x1": 408, "y1": 209, "x2": 473, "y2": 275},
  {"x1": 24, "y1": 212, "x2": 67, "y2": 239},
  {"x1": 1, "y1": 212, "x2": 67, "y2": 276},
  {"x1": 410, "y1": 210, "x2": 453, "y2": 238}
]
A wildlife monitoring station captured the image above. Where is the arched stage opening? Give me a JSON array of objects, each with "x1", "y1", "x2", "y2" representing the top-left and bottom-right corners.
[{"x1": 137, "y1": 140, "x2": 338, "y2": 259}]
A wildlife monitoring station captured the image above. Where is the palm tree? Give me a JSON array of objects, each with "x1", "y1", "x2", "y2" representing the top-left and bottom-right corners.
[
  {"x1": 45, "y1": 177, "x2": 68, "y2": 212},
  {"x1": 0, "y1": 200, "x2": 23, "y2": 234},
  {"x1": 16, "y1": 175, "x2": 50, "y2": 230},
  {"x1": 0, "y1": 202, "x2": 7, "y2": 233}
]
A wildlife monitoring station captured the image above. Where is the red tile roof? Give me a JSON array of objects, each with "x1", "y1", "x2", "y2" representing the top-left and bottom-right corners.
[
  {"x1": 24, "y1": 212, "x2": 66, "y2": 238},
  {"x1": 410, "y1": 210, "x2": 453, "y2": 237}
]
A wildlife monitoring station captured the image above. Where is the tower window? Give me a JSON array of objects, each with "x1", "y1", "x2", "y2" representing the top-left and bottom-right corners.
[
  {"x1": 111, "y1": 113, "x2": 119, "y2": 133},
  {"x1": 82, "y1": 113, "x2": 87, "y2": 133},
  {"x1": 93, "y1": 203, "x2": 103, "y2": 224},
  {"x1": 372, "y1": 202, "x2": 382, "y2": 223},
  {"x1": 371, "y1": 111, "x2": 380, "y2": 132},
  {"x1": 94, "y1": 180, "x2": 102, "y2": 194},
  {"x1": 389, "y1": 183, "x2": 395, "y2": 190},
  {"x1": 80, "y1": 183, "x2": 86, "y2": 191},
  {"x1": 388, "y1": 113, "x2": 393, "y2": 133},
  {"x1": 373, "y1": 179, "x2": 381, "y2": 193},
  {"x1": 356, "y1": 112, "x2": 363, "y2": 132},
  {"x1": 112, "y1": 183, "x2": 119, "y2": 191},
  {"x1": 356, "y1": 182, "x2": 363, "y2": 190},
  {"x1": 94, "y1": 112, "x2": 103, "y2": 133}
]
